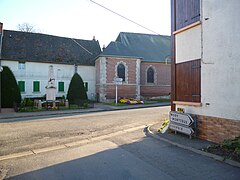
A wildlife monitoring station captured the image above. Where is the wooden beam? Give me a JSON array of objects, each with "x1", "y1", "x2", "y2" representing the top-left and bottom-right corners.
[
  {"x1": 173, "y1": 101, "x2": 202, "y2": 107},
  {"x1": 173, "y1": 21, "x2": 201, "y2": 35}
]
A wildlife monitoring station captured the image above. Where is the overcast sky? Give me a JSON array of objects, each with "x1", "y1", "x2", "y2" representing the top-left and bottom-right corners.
[{"x1": 0, "y1": 0, "x2": 171, "y2": 48}]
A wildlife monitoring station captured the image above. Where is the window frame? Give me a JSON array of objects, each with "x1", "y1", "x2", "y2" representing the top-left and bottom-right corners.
[
  {"x1": 147, "y1": 67, "x2": 154, "y2": 83},
  {"x1": 18, "y1": 62, "x2": 26, "y2": 70},
  {"x1": 58, "y1": 81, "x2": 64, "y2": 92},
  {"x1": 117, "y1": 63, "x2": 125, "y2": 82},
  {"x1": 33, "y1": 81, "x2": 40, "y2": 92},
  {"x1": 18, "y1": 81, "x2": 25, "y2": 92}
]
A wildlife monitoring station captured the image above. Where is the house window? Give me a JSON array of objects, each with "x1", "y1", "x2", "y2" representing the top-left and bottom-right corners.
[
  {"x1": 117, "y1": 64, "x2": 125, "y2": 81},
  {"x1": 18, "y1": 62, "x2": 25, "y2": 70},
  {"x1": 147, "y1": 67, "x2": 154, "y2": 83},
  {"x1": 18, "y1": 81, "x2": 25, "y2": 92},
  {"x1": 84, "y1": 82, "x2": 88, "y2": 92},
  {"x1": 33, "y1": 81, "x2": 40, "y2": 92},
  {"x1": 58, "y1": 82, "x2": 64, "y2": 92}
]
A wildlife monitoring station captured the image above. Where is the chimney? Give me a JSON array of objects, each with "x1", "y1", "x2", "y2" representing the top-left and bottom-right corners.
[
  {"x1": 102, "y1": 44, "x2": 106, "y2": 52},
  {"x1": 93, "y1": 36, "x2": 96, "y2": 41}
]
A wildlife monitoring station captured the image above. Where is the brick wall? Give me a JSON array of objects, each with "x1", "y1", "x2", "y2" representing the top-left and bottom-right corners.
[
  {"x1": 106, "y1": 85, "x2": 137, "y2": 99},
  {"x1": 140, "y1": 62, "x2": 171, "y2": 97},
  {"x1": 95, "y1": 57, "x2": 172, "y2": 101},
  {"x1": 95, "y1": 59, "x2": 100, "y2": 100},
  {"x1": 106, "y1": 57, "x2": 137, "y2": 84},
  {"x1": 196, "y1": 115, "x2": 240, "y2": 143},
  {"x1": 140, "y1": 85, "x2": 170, "y2": 97},
  {"x1": 105, "y1": 57, "x2": 138, "y2": 99}
]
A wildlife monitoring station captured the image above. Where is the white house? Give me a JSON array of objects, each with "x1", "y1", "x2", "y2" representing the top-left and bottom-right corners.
[
  {"x1": 0, "y1": 26, "x2": 101, "y2": 101},
  {"x1": 171, "y1": 0, "x2": 240, "y2": 143}
]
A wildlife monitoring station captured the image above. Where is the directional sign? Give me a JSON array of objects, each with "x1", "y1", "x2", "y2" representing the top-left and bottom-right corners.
[
  {"x1": 170, "y1": 111, "x2": 194, "y2": 126},
  {"x1": 169, "y1": 123, "x2": 194, "y2": 135},
  {"x1": 114, "y1": 78, "x2": 123, "y2": 85}
]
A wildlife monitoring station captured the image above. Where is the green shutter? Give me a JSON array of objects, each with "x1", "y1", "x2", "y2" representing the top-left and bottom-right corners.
[
  {"x1": 58, "y1": 82, "x2": 64, "y2": 92},
  {"x1": 33, "y1": 81, "x2": 40, "y2": 92},
  {"x1": 18, "y1": 81, "x2": 25, "y2": 92},
  {"x1": 84, "y1": 82, "x2": 88, "y2": 92}
]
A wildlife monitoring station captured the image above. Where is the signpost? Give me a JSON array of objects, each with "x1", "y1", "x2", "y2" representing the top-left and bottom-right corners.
[
  {"x1": 169, "y1": 123, "x2": 194, "y2": 136},
  {"x1": 114, "y1": 78, "x2": 123, "y2": 104},
  {"x1": 169, "y1": 111, "x2": 195, "y2": 138},
  {"x1": 170, "y1": 111, "x2": 194, "y2": 126}
]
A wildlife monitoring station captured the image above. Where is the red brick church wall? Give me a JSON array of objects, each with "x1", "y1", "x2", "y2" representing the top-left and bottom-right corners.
[
  {"x1": 140, "y1": 62, "x2": 171, "y2": 98},
  {"x1": 105, "y1": 57, "x2": 138, "y2": 99}
]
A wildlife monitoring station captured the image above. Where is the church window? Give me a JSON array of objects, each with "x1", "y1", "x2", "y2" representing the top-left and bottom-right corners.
[
  {"x1": 117, "y1": 63, "x2": 125, "y2": 81},
  {"x1": 147, "y1": 67, "x2": 154, "y2": 83}
]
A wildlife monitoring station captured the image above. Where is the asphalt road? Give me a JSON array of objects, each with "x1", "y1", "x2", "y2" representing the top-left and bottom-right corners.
[
  {"x1": 0, "y1": 107, "x2": 170, "y2": 156},
  {"x1": 1, "y1": 128, "x2": 240, "y2": 179},
  {"x1": 0, "y1": 107, "x2": 240, "y2": 179}
]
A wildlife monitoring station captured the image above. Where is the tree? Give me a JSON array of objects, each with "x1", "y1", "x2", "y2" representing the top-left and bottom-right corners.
[
  {"x1": 17, "y1": 23, "x2": 36, "y2": 32},
  {"x1": 67, "y1": 73, "x2": 87, "y2": 105},
  {"x1": 1, "y1": 66, "x2": 21, "y2": 108}
]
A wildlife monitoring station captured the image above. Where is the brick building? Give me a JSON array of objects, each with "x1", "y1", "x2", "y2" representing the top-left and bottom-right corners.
[{"x1": 96, "y1": 32, "x2": 171, "y2": 102}]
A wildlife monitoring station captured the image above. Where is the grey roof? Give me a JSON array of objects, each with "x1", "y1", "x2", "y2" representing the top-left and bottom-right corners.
[
  {"x1": 100, "y1": 32, "x2": 171, "y2": 62},
  {"x1": 101, "y1": 41, "x2": 142, "y2": 59},
  {"x1": 1, "y1": 30, "x2": 102, "y2": 66}
]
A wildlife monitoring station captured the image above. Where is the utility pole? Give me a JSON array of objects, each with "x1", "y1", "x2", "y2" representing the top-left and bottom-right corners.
[{"x1": 0, "y1": 22, "x2": 3, "y2": 113}]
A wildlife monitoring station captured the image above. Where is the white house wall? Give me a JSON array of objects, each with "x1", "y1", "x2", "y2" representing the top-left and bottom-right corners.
[
  {"x1": 175, "y1": 25, "x2": 201, "y2": 63},
  {"x1": 177, "y1": 0, "x2": 240, "y2": 121},
  {"x1": 1, "y1": 60, "x2": 96, "y2": 100}
]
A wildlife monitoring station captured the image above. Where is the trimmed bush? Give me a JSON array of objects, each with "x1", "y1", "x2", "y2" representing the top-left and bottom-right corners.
[
  {"x1": 1, "y1": 66, "x2": 21, "y2": 108},
  {"x1": 67, "y1": 73, "x2": 87, "y2": 105}
]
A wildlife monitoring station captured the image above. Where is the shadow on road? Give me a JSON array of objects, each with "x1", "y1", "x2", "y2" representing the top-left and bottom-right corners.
[{"x1": 7, "y1": 135, "x2": 240, "y2": 180}]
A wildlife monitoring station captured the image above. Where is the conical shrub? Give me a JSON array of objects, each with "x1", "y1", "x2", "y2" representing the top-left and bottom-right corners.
[
  {"x1": 1, "y1": 66, "x2": 21, "y2": 108},
  {"x1": 67, "y1": 73, "x2": 87, "y2": 105}
]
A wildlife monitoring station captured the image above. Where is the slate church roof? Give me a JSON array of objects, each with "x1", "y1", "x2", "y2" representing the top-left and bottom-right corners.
[
  {"x1": 1, "y1": 30, "x2": 102, "y2": 66},
  {"x1": 100, "y1": 32, "x2": 171, "y2": 63}
]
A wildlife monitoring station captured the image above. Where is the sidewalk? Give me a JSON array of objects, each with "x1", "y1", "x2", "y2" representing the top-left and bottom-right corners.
[
  {"x1": 0, "y1": 102, "x2": 170, "y2": 121},
  {"x1": 147, "y1": 123, "x2": 240, "y2": 168}
]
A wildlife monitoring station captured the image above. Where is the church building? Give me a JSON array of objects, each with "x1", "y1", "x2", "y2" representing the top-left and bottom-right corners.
[{"x1": 96, "y1": 32, "x2": 171, "y2": 102}]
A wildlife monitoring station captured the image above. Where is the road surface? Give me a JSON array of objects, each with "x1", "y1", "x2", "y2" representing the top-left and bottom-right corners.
[{"x1": 0, "y1": 107, "x2": 239, "y2": 179}]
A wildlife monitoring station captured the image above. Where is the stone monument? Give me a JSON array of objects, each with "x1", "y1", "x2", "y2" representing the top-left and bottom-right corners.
[{"x1": 45, "y1": 65, "x2": 56, "y2": 101}]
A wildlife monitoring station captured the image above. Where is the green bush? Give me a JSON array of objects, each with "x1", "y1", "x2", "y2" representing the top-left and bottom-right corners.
[
  {"x1": 1, "y1": 66, "x2": 21, "y2": 108},
  {"x1": 67, "y1": 73, "x2": 87, "y2": 105}
]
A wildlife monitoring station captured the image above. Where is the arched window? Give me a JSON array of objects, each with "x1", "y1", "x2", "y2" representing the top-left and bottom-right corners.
[
  {"x1": 117, "y1": 64, "x2": 125, "y2": 81},
  {"x1": 147, "y1": 67, "x2": 154, "y2": 83}
]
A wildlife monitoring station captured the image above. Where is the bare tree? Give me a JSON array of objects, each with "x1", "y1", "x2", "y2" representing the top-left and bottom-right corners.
[{"x1": 17, "y1": 23, "x2": 36, "y2": 32}]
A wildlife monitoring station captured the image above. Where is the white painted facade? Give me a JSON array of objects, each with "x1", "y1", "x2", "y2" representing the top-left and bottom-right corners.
[
  {"x1": 175, "y1": 25, "x2": 201, "y2": 63},
  {"x1": 1, "y1": 60, "x2": 96, "y2": 100},
  {"x1": 175, "y1": 0, "x2": 240, "y2": 120}
]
